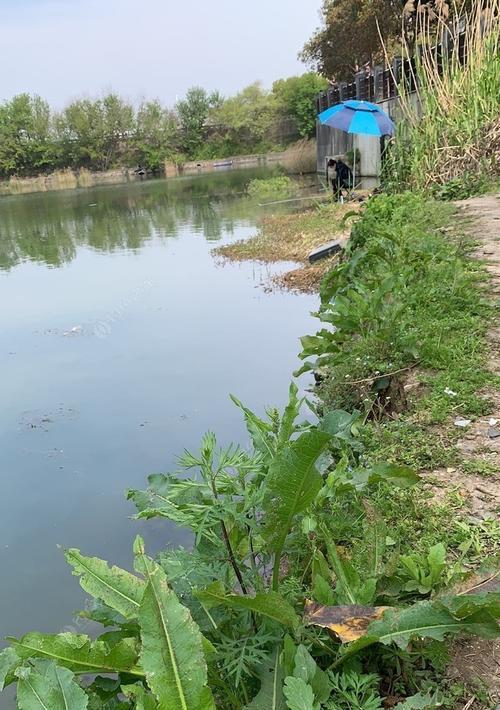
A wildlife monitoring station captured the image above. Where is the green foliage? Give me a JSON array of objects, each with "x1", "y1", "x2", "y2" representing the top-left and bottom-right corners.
[
  {"x1": 247, "y1": 176, "x2": 293, "y2": 201},
  {"x1": 398, "y1": 544, "x2": 447, "y2": 595},
  {"x1": 208, "y1": 83, "x2": 281, "y2": 158},
  {"x1": 0, "y1": 71, "x2": 319, "y2": 177},
  {"x1": 326, "y1": 672, "x2": 382, "y2": 709},
  {"x1": 16, "y1": 661, "x2": 89, "y2": 710},
  {"x1": 300, "y1": 0, "x2": 401, "y2": 80},
  {"x1": 384, "y1": 5, "x2": 500, "y2": 193},
  {"x1": 136, "y1": 539, "x2": 215, "y2": 710},
  {"x1": 245, "y1": 651, "x2": 285, "y2": 709},
  {"x1": 2, "y1": 385, "x2": 498, "y2": 708},
  {"x1": 195, "y1": 583, "x2": 299, "y2": 629},
  {"x1": 394, "y1": 690, "x2": 444, "y2": 709},
  {"x1": 283, "y1": 677, "x2": 319, "y2": 710},
  {"x1": 273, "y1": 73, "x2": 328, "y2": 138},
  {"x1": 132, "y1": 100, "x2": 180, "y2": 171},
  {"x1": 297, "y1": 193, "x2": 492, "y2": 418},
  {"x1": 262, "y1": 429, "x2": 331, "y2": 589},
  {"x1": 176, "y1": 86, "x2": 222, "y2": 159},
  {"x1": 65, "y1": 548, "x2": 145, "y2": 619}
]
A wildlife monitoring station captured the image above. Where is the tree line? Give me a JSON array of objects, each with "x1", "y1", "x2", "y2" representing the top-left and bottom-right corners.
[{"x1": 0, "y1": 74, "x2": 326, "y2": 179}]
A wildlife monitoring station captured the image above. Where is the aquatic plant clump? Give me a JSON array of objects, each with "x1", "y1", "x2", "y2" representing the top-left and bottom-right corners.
[{"x1": 246, "y1": 175, "x2": 294, "y2": 201}]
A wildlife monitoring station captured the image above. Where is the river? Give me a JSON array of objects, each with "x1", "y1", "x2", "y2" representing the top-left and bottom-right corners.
[{"x1": 0, "y1": 170, "x2": 317, "y2": 658}]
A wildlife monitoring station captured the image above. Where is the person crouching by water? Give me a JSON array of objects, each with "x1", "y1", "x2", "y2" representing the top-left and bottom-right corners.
[{"x1": 327, "y1": 158, "x2": 353, "y2": 202}]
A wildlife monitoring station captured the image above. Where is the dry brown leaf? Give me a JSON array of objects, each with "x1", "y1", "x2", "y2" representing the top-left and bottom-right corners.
[{"x1": 303, "y1": 600, "x2": 389, "y2": 643}]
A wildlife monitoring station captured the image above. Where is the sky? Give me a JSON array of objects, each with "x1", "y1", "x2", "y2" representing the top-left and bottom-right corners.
[{"x1": 0, "y1": 0, "x2": 321, "y2": 108}]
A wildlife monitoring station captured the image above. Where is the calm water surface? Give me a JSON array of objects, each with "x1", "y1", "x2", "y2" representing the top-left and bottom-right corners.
[{"x1": 0, "y1": 170, "x2": 317, "y2": 653}]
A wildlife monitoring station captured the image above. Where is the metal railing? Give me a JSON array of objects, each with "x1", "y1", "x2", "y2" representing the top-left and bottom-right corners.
[{"x1": 316, "y1": 27, "x2": 467, "y2": 112}]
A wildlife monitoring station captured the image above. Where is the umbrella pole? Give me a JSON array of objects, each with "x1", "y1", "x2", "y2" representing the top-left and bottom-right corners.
[{"x1": 353, "y1": 144, "x2": 356, "y2": 195}]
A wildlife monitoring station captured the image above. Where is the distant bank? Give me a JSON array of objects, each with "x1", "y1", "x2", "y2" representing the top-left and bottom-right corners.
[{"x1": 0, "y1": 140, "x2": 316, "y2": 197}]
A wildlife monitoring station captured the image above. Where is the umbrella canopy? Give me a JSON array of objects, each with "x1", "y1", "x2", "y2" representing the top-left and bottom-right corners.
[{"x1": 318, "y1": 100, "x2": 395, "y2": 137}]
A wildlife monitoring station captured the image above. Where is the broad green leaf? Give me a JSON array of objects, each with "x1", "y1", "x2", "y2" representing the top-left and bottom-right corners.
[
  {"x1": 368, "y1": 600, "x2": 499, "y2": 649},
  {"x1": 312, "y1": 575, "x2": 335, "y2": 606},
  {"x1": 320, "y1": 410, "x2": 363, "y2": 451},
  {"x1": 16, "y1": 660, "x2": 88, "y2": 710},
  {"x1": 65, "y1": 549, "x2": 145, "y2": 619},
  {"x1": 282, "y1": 635, "x2": 297, "y2": 676},
  {"x1": 127, "y1": 474, "x2": 205, "y2": 523},
  {"x1": 122, "y1": 683, "x2": 158, "y2": 709},
  {"x1": 321, "y1": 529, "x2": 360, "y2": 605},
  {"x1": 78, "y1": 600, "x2": 128, "y2": 628},
  {"x1": 0, "y1": 647, "x2": 19, "y2": 691},
  {"x1": 426, "y1": 543, "x2": 446, "y2": 585},
  {"x1": 195, "y1": 582, "x2": 299, "y2": 628},
  {"x1": 292, "y1": 645, "x2": 316, "y2": 684},
  {"x1": 293, "y1": 645, "x2": 330, "y2": 704},
  {"x1": 8, "y1": 632, "x2": 141, "y2": 677},
  {"x1": 283, "y1": 677, "x2": 319, "y2": 710},
  {"x1": 437, "y1": 592, "x2": 500, "y2": 619},
  {"x1": 245, "y1": 651, "x2": 285, "y2": 710},
  {"x1": 394, "y1": 690, "x2": 444, "y2": 708},
  {"x1": 365, "y1": 463, "x2": 419, "y2": 488},
  {"x1": 263, "y1": 430, "x2": 331, "y2": 555},
  {"x1": 277, "y1": 382, "x2": 302, "y2": 449},
  {"x1": 137, "y1": 540, "x2": 215, "y2": 710},
  {"x1": 230, "y1": 394, "x2": 275, "y2": 461}
]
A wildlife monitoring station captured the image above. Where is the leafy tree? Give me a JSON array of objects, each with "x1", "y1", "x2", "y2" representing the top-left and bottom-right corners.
[
  {"x1": 56, "y1": 94, "x2": 134, "y2": 170},
  {"x1": 272, "y1": 73, "x2": 328, "y2": 138},
  {"x1": 300, "y1": 0, "x2": 402, "y2": 81},
  {"x1": 176, "y1": 86, "x2": 222, "y2": 159},
  {"x1": 132, "y1": 100, "x2": 180, "y2": 171},
  {"x1": 0, "y1": 94, "x2": 56, "y2": 177},
  {"x1": 209, "y1": 83, "x2": 280, "y2": 156}
]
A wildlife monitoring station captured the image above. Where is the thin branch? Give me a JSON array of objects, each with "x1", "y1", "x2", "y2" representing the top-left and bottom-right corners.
[{"x1": 338, "y1": 363, "x2": 420, "y2": 387}]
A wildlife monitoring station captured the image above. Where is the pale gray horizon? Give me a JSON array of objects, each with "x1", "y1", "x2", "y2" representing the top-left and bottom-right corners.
[{"x1": 1, "y1": 0, "x2": 321, "y2": 108}]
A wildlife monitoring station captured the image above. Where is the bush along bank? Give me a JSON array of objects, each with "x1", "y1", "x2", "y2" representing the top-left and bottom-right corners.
[{"x1": 1, "y1": 192, "x2": 498, "y2": 709}]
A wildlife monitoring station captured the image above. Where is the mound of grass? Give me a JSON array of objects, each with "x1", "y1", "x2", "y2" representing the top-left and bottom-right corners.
[{"x1": 246, "y1": 175, "x2": 293, "y2": 201}]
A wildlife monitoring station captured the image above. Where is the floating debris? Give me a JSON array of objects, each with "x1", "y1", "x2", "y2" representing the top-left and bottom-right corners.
[{"x1": 63, "y1": 325, "x2": 83, "y2": 336}]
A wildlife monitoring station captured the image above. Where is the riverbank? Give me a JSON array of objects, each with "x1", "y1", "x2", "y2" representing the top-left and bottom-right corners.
[
  {"x1": 0, "y1": 140, "x2": 318, "y2": 197},
  {"x1": 215, "y1": 201, "x2": 362, "y2": 292},
  {"x1": 220, "y1": 191, "x2": 500, "y2": 704},
  {"x1": 0, "y1": 167, "x2": 145, "y2": 196},
  {"x1": 1, "y1": 187, "x2": 499, "y2": 708}
]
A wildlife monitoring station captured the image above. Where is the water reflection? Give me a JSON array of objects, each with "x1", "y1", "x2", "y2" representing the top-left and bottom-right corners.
[
  {"x1": 0, "y1": 168, "x2": 284, "y2": 270},
  {"x1": 0, "y1": 168, "x2": 318, "y2": 702}
]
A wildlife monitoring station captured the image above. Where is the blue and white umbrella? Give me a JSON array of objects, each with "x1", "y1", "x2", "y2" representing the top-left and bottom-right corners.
[
  {"x1": 318, "y1": 100, "x2": 395, "y2": 190},
  {"x1": 318, "y1": 100, "x2": 395, "y2": 137}
]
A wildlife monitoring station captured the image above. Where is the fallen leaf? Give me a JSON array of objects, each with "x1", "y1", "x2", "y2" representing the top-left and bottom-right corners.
[{"x1": 303, "y1": 600, "x2": 389, "y2": 643}]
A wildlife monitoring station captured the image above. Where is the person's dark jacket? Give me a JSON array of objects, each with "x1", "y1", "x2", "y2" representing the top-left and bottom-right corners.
[{"x1": 336, "y1": 160, "x2": 352, "y2": 186}]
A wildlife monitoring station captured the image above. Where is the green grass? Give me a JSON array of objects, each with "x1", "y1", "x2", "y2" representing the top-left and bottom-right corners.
[{"x1": 298, "y1": 191, "x2": 499, "y2": 574}]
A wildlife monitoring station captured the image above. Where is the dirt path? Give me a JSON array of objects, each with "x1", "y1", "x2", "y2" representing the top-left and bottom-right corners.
[
  {"x1": 445, "y1": 195, "x2": 500, "y2": 707},
  {"x1": 454, "y1": 195, "x2": 500, "y2": 512}
]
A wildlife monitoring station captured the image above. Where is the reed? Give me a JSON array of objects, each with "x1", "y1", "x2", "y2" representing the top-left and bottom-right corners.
[
  {"x1": 385, "y1": 0, "x2": 500, "y2": 194},
  {"x1": 281, "y1": 137, "x2": 317, "y2": 174}
]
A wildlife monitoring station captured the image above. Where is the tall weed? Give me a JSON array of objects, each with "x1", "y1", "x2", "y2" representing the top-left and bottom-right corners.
[{"x1": 384, "y1": 0, "x2": 500, "y2": 195}]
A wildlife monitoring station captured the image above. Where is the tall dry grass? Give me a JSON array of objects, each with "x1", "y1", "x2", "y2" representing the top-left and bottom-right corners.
[
  {"x1": 385, "y1": 0, "x2": 499, "y2": 193},
  {"x1": 281, "y1": 138, "x2": 317, "y2": 174}
]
